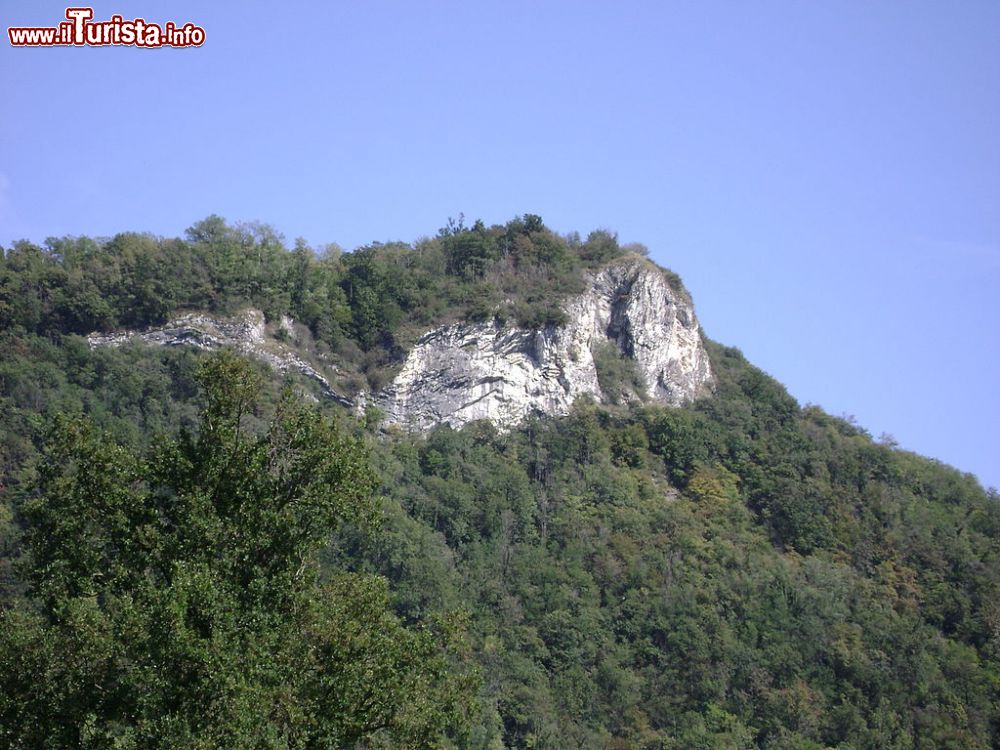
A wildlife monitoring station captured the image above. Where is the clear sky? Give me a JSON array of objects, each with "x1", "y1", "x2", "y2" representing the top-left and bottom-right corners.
[{"x1": 2, "y1": 1, "x2": 998, "y2": 489}]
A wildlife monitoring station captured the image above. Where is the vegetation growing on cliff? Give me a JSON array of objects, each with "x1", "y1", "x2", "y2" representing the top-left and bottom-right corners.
[{"x1": 0, "y1": 215, "x2": 647, "y2": 392}]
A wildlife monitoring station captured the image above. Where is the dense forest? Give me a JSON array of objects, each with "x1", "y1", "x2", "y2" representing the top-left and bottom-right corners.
[{"x1": 1, "y1": 216, "x2": 997, "y2": 748}]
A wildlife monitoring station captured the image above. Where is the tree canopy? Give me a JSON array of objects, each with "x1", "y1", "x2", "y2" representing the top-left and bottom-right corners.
[{"x1": 0, "y1": 352, "x2": 473, "y2": 749}]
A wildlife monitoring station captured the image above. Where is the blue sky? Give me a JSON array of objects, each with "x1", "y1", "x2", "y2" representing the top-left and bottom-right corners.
[{"x1": 2, "y1": 1, "x2": 998, "y2": 489}]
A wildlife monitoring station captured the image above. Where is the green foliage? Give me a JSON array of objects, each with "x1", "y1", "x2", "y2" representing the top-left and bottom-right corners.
[
  {"x1": 1, "y1": 213, "x2": 679, "y2": 367},
  {"x1": 576, "y1": 229, "x2": 624, "y2": 266},
  {"x1": 329, "y1": 359, "x2": 998, "y2": 749},
  {"x1": 2, "y1": 215, "x2": 998, "y2": 749},
  {"x1": 592, "y1": 340, "x2": 648, "y2": 405},
  {"x1": 0, "y1": 352, "x2": 473, "y2": 748}
]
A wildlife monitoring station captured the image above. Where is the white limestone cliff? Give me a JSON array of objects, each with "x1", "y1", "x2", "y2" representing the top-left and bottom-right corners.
[{"x1": 376, "y1": 257, "x2": 713, "y2": 431}]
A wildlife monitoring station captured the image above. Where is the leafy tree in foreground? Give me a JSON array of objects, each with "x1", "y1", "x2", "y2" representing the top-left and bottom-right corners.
[{"x1": 0, "y1": 351, "x2": 473, "y2": 749}]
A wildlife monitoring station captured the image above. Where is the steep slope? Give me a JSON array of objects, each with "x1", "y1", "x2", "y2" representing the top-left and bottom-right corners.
[{"x1": 377, "y1": 258, "x2": 713, "y2": 431}]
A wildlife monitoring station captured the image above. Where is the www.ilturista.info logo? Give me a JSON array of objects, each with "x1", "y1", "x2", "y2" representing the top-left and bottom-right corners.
[{"x1": 8, "y1": 7, "x2": 205, "y2": 48}]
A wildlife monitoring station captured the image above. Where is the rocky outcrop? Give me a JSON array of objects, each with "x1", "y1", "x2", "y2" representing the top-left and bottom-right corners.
[
  {"x1": 86, "y1": 310, "x2": 351, "y2": 406},
  {"x1": 85, "y1": 259, "x2": 713, "y2": 432},
  {"x1": 377, "y1": 258, "x2": 713, "y2": 431}
]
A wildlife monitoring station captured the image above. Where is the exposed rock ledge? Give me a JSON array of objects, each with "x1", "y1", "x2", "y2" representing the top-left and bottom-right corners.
[
  {"x1": 376, "y1": 258, "x2": 714, "y2": 431},
  {"x1": 86, "y1": 310, "x2": 351, "y2": 406}
]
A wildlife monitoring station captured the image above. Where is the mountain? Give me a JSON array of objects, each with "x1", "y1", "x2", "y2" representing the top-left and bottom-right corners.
[{"x1": 1, "y1": 215, "x2": 997, "y2": 749}]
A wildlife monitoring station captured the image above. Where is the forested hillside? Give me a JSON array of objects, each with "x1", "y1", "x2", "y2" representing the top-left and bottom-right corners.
[{"x1": 1, "y1": 217, "x2": 997, "y2": 748}]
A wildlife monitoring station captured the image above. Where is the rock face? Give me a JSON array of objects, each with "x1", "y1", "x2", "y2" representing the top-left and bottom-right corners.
[
  {"x1": 87, "y1": 310, "x2": 351, "y2": 406},
  {"x1": 377, "y1": 258, "x2": 713, "y2": 431}
]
